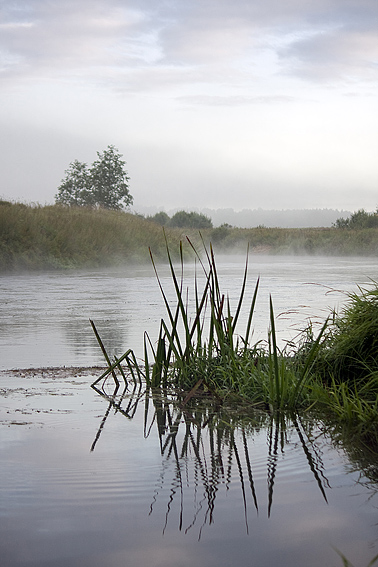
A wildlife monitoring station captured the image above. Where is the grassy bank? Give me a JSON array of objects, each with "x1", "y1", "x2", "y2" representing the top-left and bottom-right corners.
[
  {"x1": 1, "y1": 202, "x2": 378, "y2": 271},
  {"x1": 209, "y1": 224, "x2": 378, "y2": 255},
  {"x1": 0, "y1": 202, "x2": 197, "y2": 270}
]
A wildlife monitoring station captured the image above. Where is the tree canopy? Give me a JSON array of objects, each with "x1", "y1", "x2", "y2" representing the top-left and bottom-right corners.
[
  {"x1": 149, "y1": 210, "x2": 213, "y2": 229},
  {"x1": 334, "y1": 208, "x2": 378, "y2": 229},
  {"x1": 55, "y1": 146, "x2": 132, "y2": 210},
  {"x1": 149, "y1": 211, "x2": 170, "y2": 226}
]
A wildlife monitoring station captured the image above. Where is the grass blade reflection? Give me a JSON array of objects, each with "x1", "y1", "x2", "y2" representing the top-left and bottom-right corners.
[{"x1": 90, "y1": 380, "x2": 331, "y2": 535}]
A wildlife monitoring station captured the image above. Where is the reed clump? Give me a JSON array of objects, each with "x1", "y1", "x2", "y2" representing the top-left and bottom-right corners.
[
  {"x1": 91, "y1": 238, "x2": 378, "y2": 447},
  {"x1": 92, "y1": 237, "x2": 325, "y2": 409}
]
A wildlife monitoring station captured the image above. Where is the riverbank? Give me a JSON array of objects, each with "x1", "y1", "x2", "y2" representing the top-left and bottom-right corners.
[
  {"x1": 1, "y1": 203, "x2": 378, "y2": 271},
  {"x1": 0, "y1": 202, "x2": 189, "y2": 270}
]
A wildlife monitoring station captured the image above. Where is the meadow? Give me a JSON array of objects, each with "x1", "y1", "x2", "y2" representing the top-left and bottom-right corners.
[{"x1": 1, "y1": 202, "x2": 378, "y2": 271}]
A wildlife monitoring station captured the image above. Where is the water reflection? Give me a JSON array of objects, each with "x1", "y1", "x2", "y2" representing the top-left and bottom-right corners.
[{"x1": 91, "y1": 380, "x2": 331, "y2": 536}]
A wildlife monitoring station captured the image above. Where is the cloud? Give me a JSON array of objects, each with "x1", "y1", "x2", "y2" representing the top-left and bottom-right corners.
[
  {"x1": 177, "y1": 94, "x2": 296, "y2": 106},
  {"x1": 0, "y1": 0, "x2": 376, "y2": 89},
  {"x1": 0, "y1": 1, "x2": 150, "y2": 79},
  {"x1": 278, "y1": 26, "x2": 378, "y2": 81}
]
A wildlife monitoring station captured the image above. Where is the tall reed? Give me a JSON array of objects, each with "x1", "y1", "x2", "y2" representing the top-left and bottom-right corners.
[{"x1": 92, "y1": 237, "x2": 328, "y2": 411}]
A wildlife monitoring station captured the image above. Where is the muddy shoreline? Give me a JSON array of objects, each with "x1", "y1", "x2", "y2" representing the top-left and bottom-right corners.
[{"x1": 0, "y1": 366, "x2": 105, "y2": 429}]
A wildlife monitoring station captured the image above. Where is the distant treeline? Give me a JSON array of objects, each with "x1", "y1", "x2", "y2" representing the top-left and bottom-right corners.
[
  {"x1": 204, "y1": 207, "x2": 353, "y2": 228},
  {"x1": 138, "y1": 206, "x2": 353, "y2": 228},
  {"x1": 1, "y1": 202, "x2": 378, "y2": 271}
]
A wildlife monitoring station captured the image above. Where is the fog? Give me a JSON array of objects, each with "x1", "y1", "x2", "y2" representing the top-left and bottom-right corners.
[{"x1": 139, "y1": 207, "x2": 353, "y2": 228}]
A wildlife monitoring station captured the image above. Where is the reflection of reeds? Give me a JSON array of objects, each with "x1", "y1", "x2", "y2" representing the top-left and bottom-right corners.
[
  {"x1": 91, "y1": 383, "x2": 330, "y2": 534},
  {"x1": 292, "y1": 415, "x2": 329, "y2": 503},
  {"x1": 334, "y1": 548, "x2": 378, "y2": 567}
]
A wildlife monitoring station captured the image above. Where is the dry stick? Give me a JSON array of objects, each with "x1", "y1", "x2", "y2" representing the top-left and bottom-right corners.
[
  {"x1": 180, "y1": 379, "x2": 204, "y2": 408},
  {"x1": 90, "y1": 319, "x2": 119, "y2": 388}
]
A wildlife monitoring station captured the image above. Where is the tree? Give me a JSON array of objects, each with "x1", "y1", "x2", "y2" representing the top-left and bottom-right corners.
[
  {"x1": 150, "y1": 211, "x2": 170, "y2": 226},
  {"x1": 334, "y1": 208, "x2": 378, "y2": 229},
  {"x1": 90, "y1": 146, "x2": 132, "y2": 210},
  {"x1": 55, "y1": 146, "x2": 133, "y2": 210},
  {"x1": 168, "y1": 210, "x2": 213, "y2": 229},
  {"x1": 55, "y1": 160, "x2": 89, "y2": 207}
]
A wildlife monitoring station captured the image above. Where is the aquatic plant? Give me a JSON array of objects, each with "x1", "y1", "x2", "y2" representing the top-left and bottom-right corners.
[
  {"x1": 90, "y1": 237, "x2": 378, "y2": 448},
  {"x1": 91, "y1": 237, "x2": 328, "y2": 410},
  {"x1": 315, "y1": 283, "x2": 378, "y2": 383}
]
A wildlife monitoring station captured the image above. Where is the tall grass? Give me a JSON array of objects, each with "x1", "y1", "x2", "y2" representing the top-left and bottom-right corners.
[{"x1": 0, "y1": 202, "x2": 196, "y2": 270}]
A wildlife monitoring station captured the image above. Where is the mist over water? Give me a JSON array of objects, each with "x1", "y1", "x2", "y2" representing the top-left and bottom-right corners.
[{"x1": 1, "y1": 255, "x2": 377, "y2": 370}]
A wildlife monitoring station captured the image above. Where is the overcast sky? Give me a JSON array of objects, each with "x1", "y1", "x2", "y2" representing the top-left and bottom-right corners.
[{"x1": 0, "y1": 0, "x2": 377, "y2": 212}]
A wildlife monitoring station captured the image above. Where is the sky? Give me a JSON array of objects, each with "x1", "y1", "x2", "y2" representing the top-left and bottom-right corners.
[{"x1": 0, "y1": 0, "x2": 377, "y2": 213}]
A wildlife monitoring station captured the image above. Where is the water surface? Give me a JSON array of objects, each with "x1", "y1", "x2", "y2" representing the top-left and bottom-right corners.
[
  {"x1": 1, "y1": 367, "x2": 377, "y2": 567},
  {"x1": 1, "y1": 255, "x2": 378, "y2": 370}
]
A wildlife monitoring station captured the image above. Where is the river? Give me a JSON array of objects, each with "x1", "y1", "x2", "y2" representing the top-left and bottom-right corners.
[
  {"x1": 1, "y1": 255, "x2": 378, "y2": 567},
  {"x1": 1, "y1": 254, "x2": 378, "y2": 370}
]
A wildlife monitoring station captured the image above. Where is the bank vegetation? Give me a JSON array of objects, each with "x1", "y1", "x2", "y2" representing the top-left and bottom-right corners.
[{"x1": 1, "y1": 201, "x2": 378, "y2": 271}]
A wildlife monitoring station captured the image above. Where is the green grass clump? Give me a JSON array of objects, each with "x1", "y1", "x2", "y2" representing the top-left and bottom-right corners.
[{"x1": 314, "y1": 284, "x2": 378, "y2": 383}]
